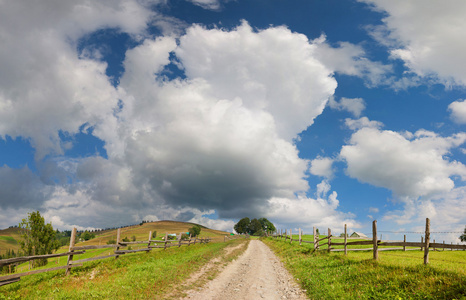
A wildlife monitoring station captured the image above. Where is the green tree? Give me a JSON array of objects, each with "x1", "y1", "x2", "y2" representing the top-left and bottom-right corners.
[
  {"x1": 152, "y1": 231, "x2": 157, "y2": 239},
  {"x1": 189, "y1": 225, "x2": 202, "y2": 237},
  {"x1": 249, "y1": 218, "x2": 262, "y2": 235},
  {"x1": 19, "y1": 211, "x2": 60, "y2": 267},
  {"x1": 258, "y1": 218, "x2": 276, "y2": 233},
  {"x1": 234, "y1": 217, "x2": 250, "y2": 234},
  {"x1": 461, "y1": 226, "x2": 466, "y2": 242},
  {"x1": 81, "y1": 230, "x2": 95, "y2": 241}
]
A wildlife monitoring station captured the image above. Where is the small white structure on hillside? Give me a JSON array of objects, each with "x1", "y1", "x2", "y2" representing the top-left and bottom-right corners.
[{"x1": 350, "y1": 232, "x2": 368, "y2": 238}]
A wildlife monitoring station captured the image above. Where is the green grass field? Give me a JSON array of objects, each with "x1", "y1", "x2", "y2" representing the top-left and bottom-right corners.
[
  {"x1": 264, "y1": 236, "x2": 466, "y2": 299},
  {"x1": 0, "y1": 238, "x2": 248, "y2": 299}
]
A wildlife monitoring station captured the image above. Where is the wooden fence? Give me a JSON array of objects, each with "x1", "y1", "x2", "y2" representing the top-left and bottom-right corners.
[
  {"x1": 0, "y1": 228, "x2": 212, "y2": 287},
  {"x1": 273, "y1": 218, "x2": 466, "y2": 264}
]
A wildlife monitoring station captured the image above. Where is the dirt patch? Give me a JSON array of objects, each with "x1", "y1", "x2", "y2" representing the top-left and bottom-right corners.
[{"x1": 180, "y1": 240, "x2": 307, "y2": 300}]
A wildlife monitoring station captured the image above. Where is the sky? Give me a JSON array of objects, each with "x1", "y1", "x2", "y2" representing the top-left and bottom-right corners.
[{"x1": 1, "y1": 0, "x2": 466, "y2": 243}]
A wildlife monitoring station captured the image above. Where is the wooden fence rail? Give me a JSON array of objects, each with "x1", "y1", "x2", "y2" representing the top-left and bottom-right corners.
[
  {"x1": 0, "y1": 228, "x2": 213, "y2": 287},
  {"x1": 272, "y1": 218, "x2": 466, "y2": 265}
]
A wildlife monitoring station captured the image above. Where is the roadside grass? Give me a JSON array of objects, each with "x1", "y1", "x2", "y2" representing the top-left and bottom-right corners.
[
  {"x1": 264, "y1": 237, "x2": 466, "y2": 299},
  {"x1": 0, "y1": 239, "x2": 248, "y2": 300}
]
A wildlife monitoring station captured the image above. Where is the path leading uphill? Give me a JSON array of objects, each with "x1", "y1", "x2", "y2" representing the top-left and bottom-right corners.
[{"x1": 181, "y1": 239, "x2": 308, "y2": 300}]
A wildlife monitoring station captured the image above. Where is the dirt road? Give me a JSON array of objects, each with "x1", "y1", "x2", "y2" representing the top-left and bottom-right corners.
[{"x1": 182, "y1": 239, "x2": 308, "y2": 300}]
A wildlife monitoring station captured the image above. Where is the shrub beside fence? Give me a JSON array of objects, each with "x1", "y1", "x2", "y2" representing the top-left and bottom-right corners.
[
  {"x1": 0, "y1": 227, "x2": 212, "y2": 287},
  {"x1": 272, "y1": 218, "x2": 466, "y2": 265}
]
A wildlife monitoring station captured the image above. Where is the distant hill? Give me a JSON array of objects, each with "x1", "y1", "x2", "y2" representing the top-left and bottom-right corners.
[
  {"x1": 75, "y1": 220, "x2": 232, "y2": 247},
  {"x1": 0, "y1": 227, "x2": 21, "y2": 256},
  {"x1": 0, "y1": 221, "x2": 232, "y2": 255}
]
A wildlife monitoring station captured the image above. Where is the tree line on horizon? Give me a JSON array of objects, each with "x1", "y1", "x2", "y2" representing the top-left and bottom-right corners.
[{"x1": 234, "y1": 217, "x2": 276, "y2": 236}]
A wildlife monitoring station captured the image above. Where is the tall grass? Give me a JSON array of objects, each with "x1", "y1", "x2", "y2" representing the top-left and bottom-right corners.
[{"x1": 264, "y1": 237, "x2": 466, "y2": 299}]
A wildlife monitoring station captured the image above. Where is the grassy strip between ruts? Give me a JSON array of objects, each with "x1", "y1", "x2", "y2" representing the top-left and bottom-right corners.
[
  {"x1": 263, "y1": 237, "x2": 466, "y2": 300},
  {"x1": 0, "y1": 239, "x2": 248, "y2": 300}
]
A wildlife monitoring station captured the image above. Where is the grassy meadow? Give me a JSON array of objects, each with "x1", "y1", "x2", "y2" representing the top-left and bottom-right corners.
[{"x1": 264, "y1": 236, "x2": 466, "y2": 299}]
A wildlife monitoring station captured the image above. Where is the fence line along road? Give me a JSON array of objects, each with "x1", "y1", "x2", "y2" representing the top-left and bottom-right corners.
[
  {"x1": 0, "y1": 228, "x2": 213, "y2": 287},
  {"x1": 272, "y1": 218, "x2": 466, "y2": 265}
]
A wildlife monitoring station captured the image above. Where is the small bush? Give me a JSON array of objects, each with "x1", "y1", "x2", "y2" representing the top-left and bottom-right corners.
[
  {"x1": 122, "y1": 236, "x2": 130, "y2": 242},
  {"x1": 181, "y1": 233, "x2": 190, "y2": 240},
  {"x1": 107, "y1": 239, "x2": 116, "y2": 245},
  {"x1": 152, "y1": 231, "x2": 157, "y2": 238},
  {"x1": 132, "y1": 235, "x2": 136, "y2": 242}
]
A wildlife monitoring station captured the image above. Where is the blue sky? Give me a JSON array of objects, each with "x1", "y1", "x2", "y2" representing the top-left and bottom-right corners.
[{"x1": 1, "y1": 0, "x2": 465, "y2": 243}]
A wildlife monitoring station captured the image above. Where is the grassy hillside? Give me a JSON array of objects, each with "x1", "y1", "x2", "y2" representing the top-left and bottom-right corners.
[
  {"x1": 0, "y1": 227, "x2": 21, "y2": 256},
  {"x1": 75, "y1": 220, "x2": 231, "y2": 248}
]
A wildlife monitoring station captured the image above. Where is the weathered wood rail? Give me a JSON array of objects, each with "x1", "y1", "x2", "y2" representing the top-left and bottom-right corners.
[
  {"x1": 272, "y1": 218, "x2": 466, "y2": 265},
  {"x1": 0, "y1": 228, "x2": 212, "y2": 287}
]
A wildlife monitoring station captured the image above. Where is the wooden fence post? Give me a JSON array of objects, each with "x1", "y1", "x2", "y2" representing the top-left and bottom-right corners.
[
  {"x1": 421, "y1": 237, "x2": 423, "y2": 251},
  {"x1": 344, "y1": 224, "x2": 347, "y2": 256},
  {"x1": 147, "y1": 231, "x2": 152, "y2": 252},
  {"x1": 115, "y1": 228, "x2": 121, "y2": 259},
  {"x1": 164, "y1": 233, "x2": 168, "y2": 250},
  {"x1": 313, "y1": 226, "x2": 317, "y2": 250},
  {"x1": 372, "y1": 220, "x2": 378, "y2": 261},
  {"x1": 328, "y1": 228, "x2": 331, "y2": 253},
  {"x1": 443, "y1": 241, "x2": 445, "y2": 251},
  {"x1": 403, "y1": 235, "x2": 406, "y2": 251},
  {"x1": 65, "y1": 227, "x2": 77, "y2": 275},
  {"x1": 433, "y1": 239, "x2": 436, "y2": 251},
  {"x1": 424, "y1": 218, "x2": 430, "y2": 265},
  {"x1": 290, "y1": 229, "x2": 292, "y2": 244},
  {"x1": 299, "y1": 228, "x2": 302, "y2": 246}
]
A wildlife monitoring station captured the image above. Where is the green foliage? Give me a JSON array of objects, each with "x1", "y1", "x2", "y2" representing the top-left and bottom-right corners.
[
  {"x1": 258, "y1": 217, "x2": 276, "y2": 232},
  {"x1": 81, "y1": 230, "x2": 95, "y2": 241},
  {"x1": 152, "y1": 231, "x2": 157, "y2": 238},
  {"x1": 19, "y1": 211, "x2": 60, "y2": 268},
  {"x1": 122, "y1": 236, "x2": 130, "y2": 242},
  {"x1": 188, "y1": 225, "x2": 201, "y2": 237},
  {"x1": 249, "y1": 218, "x2": 262, "y2": 234},
  {"x1": 234, "y1": 217, "x2": 250, "y2": 234},
  {"x1": 181, "y1": 233, "x2": 190, "y2": 240},
  {"x1": 107, "y1": 239, "x2": 116, "y2": 245},
  {"x1": 132, "y1": 235, "x2": 136, "y2": 242},
  {"x1": 461, "y1": 226, "x2": 466, "y2": 242},
  {"x1": 234, "y1": 217, "x2": 276, "y2": 235},
  {"x1": 55, "y1": 230, "x2": 71, "y2": 246}
]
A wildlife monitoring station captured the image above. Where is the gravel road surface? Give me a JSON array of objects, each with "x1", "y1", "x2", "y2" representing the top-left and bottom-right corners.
[{"x1": 182, "y1": 239, "x2": 308, "y2": 300}]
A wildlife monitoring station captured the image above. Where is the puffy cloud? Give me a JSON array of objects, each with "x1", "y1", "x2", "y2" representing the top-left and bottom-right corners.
[
  {"x1": 341, "y1": 125, "x2": 466, "y2": 199},
  {"x1": 0, "y1": 0, "x2": 161, "y2": 158},
  {"x1": 267, "y1": 187, "x2": 359, "y2": 232},
  {"x1": 310, "y1": 157, "x2": 334, "y2": 179},
  {"x1": 344, "y1": 117, "x2": 383, "y2": 131},
  {"x1": 174, "y1": 22, "x2": 337, "y2": 142},
  {"x1": 361, "y1": 0, "x2": 466, "y2": 86},
  {"x1": 448, "y1": 99, "x2": 466, "y2": 124},
  {"x1": 313, "y1": 36, "x2": 393, "y2": 87},
  {"x1": 328, "y1": 97, "x2": 366, "y2": 118},
  {"x1": 112, "y1": 22, "x2": 337, "y2": 219}
]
